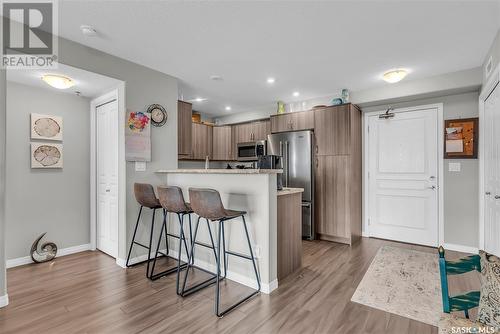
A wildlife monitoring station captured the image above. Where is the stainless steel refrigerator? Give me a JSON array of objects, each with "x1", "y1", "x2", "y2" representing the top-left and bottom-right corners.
[{"x1": 267, "y1": 130, "x2": 314, "y2": 239}]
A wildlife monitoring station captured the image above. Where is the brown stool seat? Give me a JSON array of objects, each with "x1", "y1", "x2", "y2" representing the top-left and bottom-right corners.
[
  {"x1": 188, "y1": 188, "x2": 246, "y2": 221},
  {"x1": 219, "y1": 209, "x2": 246, "y2": 221},
  {"x1": 157, "y1": 186, "x2": 193, "y2": 214},
  {"x1": 134, "y1": 183, "x2": 162, "y2": 209}
]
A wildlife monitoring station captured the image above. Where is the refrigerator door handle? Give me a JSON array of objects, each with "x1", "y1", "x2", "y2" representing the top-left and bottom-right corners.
[
  {"x1": 301, "y1": 202, "x2": 311, "y2": 207},
  {"x1": 279, "y1": 141, "x2": 283, "y2": 157},
  {"x1": 285, "y1": 141, "x2": 289, "y2": 187}
]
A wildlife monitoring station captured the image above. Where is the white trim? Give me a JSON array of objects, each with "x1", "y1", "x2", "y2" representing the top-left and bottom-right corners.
[
  {"x1": 442, "y1": 243, "x2": 479, "y2": 255},
  {"x1": 0, "y1": 294, "x2": 9, "y2": 308},
  {"x1": 479, "y1": 64, "x2": 500, "y2": 251},
  {"x1": 90, "y1": 84, "x2": 125, "y2": 259},
  {"x1": 6, "y1": 243, "x2": 91, "y2": 269},
  {"x1": 362, "y1": 103, "x2": 444, "y2": 247}
]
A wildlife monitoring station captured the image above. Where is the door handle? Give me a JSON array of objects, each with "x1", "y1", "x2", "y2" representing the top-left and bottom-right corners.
[
  {"x1": 428, "y1": 186, "x2": 436, "y2": 190},
  {"x1": 486, "y1": 191, "x2": 491, "y2": 195},
  {"x1": 495, "y1": 195, "x2": 500, "y2": 200},
  {"x1": 106, "y1": 189, "x2": 111, "y2": 193}
]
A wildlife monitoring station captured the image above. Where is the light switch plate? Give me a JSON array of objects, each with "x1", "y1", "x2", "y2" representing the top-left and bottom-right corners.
[
  {"x1": 448, "y1": 162, "x2": 461, "y2": 172},
  {"x1": 135, "y1": 161, "x2": 147, "y2": 172}
]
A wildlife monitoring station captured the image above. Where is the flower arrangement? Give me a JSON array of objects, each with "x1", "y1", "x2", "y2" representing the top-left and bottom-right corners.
[{"x1": 128, "y1": 111, "x2": 150, "y2": 132}]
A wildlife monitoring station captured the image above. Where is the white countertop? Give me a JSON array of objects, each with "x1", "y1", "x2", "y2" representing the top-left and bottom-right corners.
[
  {"x1": 277, "y1": 187, "x2": 305, "y2": 196},
  {"x1": 156, "y1": 168, "x2": 283, "y2": 174}
]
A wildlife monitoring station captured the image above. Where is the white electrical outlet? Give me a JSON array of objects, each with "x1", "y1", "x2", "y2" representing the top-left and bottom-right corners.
[
  {"x1": 254, "y1": 245, "x2": 261, "y2": 259},
  {"x1": 135, "y1": 161, "x2": 146, "y2": 172},
  {"x1": 448, "y1": 162, "x2": 461, "y2": 172}
]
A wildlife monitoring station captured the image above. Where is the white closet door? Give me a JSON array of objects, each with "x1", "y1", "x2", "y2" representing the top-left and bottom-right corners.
[
  {"x1": 96, "y1": 100, "x2": 119, "y2": 258},
  {"x1": 484, "y1": 83, "x2": 500, "y2": 256}
]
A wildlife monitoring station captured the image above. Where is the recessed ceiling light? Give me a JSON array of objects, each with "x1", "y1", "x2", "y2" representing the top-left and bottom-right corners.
[
  {"x1": 210, "y1": 75, "x2": 223, "y2": 81},
  {"x1": 225, "y1": 106, "x2": 231, "y2": 111},
  {"x1": 293, "y1": 91, "x2": 300, "y2": 97},
  {"x1": 41, "y1": 74, "x2": 75, "y2": 89},
  {"x1": 383, "y1": 69, "x2": 408, "y2": 83},
  {"x1": 80, "y1": 25, "x2": 97, "y2": 37},
  {"x1": 267, "y1": 77, "x2": 275, "y2": 84}
]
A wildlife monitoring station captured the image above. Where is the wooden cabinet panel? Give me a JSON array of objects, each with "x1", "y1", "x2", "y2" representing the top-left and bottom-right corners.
[
  {"x1": 178, "y1": 101, "x2": 192, "y2": 156},
  {"x1": 191, "y1": 123, "x2": 212, "y2": 160},
  {"x1": 315, "y1": 155, "x2": 350, "y2": 240},
  {"x1": 271, "y1": 111, "x2": 314, "y2": 133},
  {"x1": 253, "y1": 120, "x2": 270, "y2": 141},
  {"x1": 314, "y1": 105, "x2": 350, "y2": 156},
  {"x1": 277, "y1": 192, "x2": 302, "y2": 280},
  {"x1": 212, "y1": 126, "x2": 232, "y2": 161}
]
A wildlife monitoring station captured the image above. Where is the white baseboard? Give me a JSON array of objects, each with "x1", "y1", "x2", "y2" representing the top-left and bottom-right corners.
[
  {"x1": 0, "y1": 294, "x2": 8, "y2": 308},
  {"x1": 6, "y1": 243, "x2": 91, "y2": 269},
  {"x1": 441, "y1": 243, "x2": 479, "y2": 254}
]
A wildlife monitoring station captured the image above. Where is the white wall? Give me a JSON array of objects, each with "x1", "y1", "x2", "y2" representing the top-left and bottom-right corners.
[
  {"x1": 483, "y1": 29, "x2": 500, "y2": 86},
  {"x1": 362, "y1": 92, "x2": 480, "y2": 248},
  {"x1": 0, "y1": 68, "x2": 7, "y2": 303},
  {"x1": 5, "y1": 82, "x2": 91, "y2": 259}
]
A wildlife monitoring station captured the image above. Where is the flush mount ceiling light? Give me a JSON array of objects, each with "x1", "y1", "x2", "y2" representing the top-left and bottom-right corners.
[
  {"x1": 80, "y1": 25, "x2": 97, "y2": 37},
  {"x1": 210, "y1": 75, "x2": 223, "y2": 81},
  {"x1": 382, "y1": 69, "x2": 408, "y2": 83},
  {"x1": 225, "y1": 106, "x2": 231, "y2": 111},
  {"x1": 41, "y1": 74, "x2": 75, "y2": 89},
  {"x1": 293, "y1": 91, "x2": 300, "y2": 97},
  {"x1": 267, "y1": 77, "x2": 275, "y2": 84},
  {"x1": 193, "y1": 97, "x2": 207, "y2": 102}
]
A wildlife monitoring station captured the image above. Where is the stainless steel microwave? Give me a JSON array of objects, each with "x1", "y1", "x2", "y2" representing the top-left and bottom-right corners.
[{"x1": 237, "y1": 140, "x2": 267, "y2": 161}]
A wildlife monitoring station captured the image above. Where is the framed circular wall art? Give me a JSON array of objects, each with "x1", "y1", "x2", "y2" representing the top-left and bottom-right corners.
[{"x1": 147, "y1": 104, "x2": 168, "y2": 127}]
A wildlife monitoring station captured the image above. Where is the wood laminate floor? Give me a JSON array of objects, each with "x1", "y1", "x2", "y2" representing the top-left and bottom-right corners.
[{"x1": 0, "y1": 238, "x2": 479, "y2": 334}]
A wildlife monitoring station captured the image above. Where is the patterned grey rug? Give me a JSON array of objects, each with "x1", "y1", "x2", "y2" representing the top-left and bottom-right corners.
[{"x1": 351, "y1": 246, "x2": 442, "y2": 326}]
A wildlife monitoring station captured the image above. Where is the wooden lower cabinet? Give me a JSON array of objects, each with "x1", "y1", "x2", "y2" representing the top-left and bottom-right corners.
[
  {"x1": 191, "y1": 123, "x2": 212, "y2": 160},
  {"x1": 277, "y1": 191, "x2": 302, "y2": 280}
]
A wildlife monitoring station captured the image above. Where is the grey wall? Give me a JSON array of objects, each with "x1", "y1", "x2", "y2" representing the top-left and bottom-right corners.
[
  {"x1": 0, "y1": 68, "x2": 7, "y2": 300},
  {"x1": 483, "y1": 28, "x2": 500, "y2": 85},
  {"x1": 5, "y1": 82, "x2": 91, "y2": 259},
  {"x1": 362, "y1": 91, "x2": 480, "y2": 248},
  {"x1": 58, "y1": 37, "x2": 178, "y2": 260}
]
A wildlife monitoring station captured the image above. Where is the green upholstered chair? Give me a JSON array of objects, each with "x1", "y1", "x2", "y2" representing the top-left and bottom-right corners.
[{"x1": 438, "y1": 246, "x2": 481, "y2": 318}]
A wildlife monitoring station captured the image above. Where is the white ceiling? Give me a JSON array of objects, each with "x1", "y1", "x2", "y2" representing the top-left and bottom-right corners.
[
  {"x1": 7, "y1": 62, "x2": 122, "y2": 99},
  {"x1": 56, "y1": 1, "x2": 500, "y2": 116}
]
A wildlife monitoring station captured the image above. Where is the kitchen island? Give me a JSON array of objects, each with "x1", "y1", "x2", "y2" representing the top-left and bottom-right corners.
[{"x1": 156, "y1": 169, "x2": 302, "y2": 294}]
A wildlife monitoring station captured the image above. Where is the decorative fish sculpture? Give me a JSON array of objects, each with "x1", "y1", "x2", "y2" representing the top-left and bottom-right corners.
[{"x1": 30, "y1": 233, "x2": 57, "y2": 263}]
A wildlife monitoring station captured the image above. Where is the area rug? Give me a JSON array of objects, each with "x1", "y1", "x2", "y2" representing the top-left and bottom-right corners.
[{"x1": 351, "y1": 246, "x2": 442, "y2": 326}]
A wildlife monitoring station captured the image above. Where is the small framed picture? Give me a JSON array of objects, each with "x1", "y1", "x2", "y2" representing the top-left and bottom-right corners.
[
  {"x1": 444, "y1": 118, "x2": 478, "y2": 159},
  {"x1": 31, "y1": 143, "x2": 63, "y2": 168},
  {"x1": 31, "y1": 113, "x2": 63, "y2": 141}
]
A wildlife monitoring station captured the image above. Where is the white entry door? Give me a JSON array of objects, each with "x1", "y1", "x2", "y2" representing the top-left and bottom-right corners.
[
  {"x1": 484, "y1": 83, "x2": 500, "y2": 256},
  {"x1": 96, "y1": 99, "x2": 119, "y2": 258},
  {"x1": 367, "y1": 106, "x2": 439, "y2": 247}
]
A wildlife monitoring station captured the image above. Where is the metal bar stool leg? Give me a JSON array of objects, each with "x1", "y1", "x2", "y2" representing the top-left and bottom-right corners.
[
  {"x1": 126, "y1": 206, "x2": 143, "y2": 267},
  {"x1": 150, "y1": 215, "x2": 166, "y2": 279},
  {"x1": 180, "y1": 216, "x2": 220, "y2": 297},
  {"x1": 221, "y1": 220, "x2": 227, "y2": 278},
  {"x1": 214, "y1": 215, "x2": 261, "y2": 317},
  {"x1": 206, "y1": 218, "x2": 219, "y2": 274},
  {"x1": 163, "y1": 209, "x2": 169, "y2": 255},
  {"x1": 188, "y1": 214, "x2": 194, "y2": 265},
  {"x1": 145, "y1": 208, "x2": 156, "y2": 278}
]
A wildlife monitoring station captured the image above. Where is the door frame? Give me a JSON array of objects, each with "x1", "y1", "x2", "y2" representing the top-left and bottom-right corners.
[
  {"x1": 90, "y1": 83, "x2": 126, "y2": 259},
  {"x1": 479, "y1": 64, "x2": 500, "y2": 251},
  {"x1": 362, "y1": 103, "x2": 444, "y2": 246}
]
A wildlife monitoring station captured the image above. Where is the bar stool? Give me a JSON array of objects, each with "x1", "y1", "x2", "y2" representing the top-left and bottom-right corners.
[
  {"x1": 185, "y1": 188, "x2": 261, "y2": 317},
  {"x1": 126, "y1": 183, "x2": 167, "y2": 278},
  {"x1": 149, "y1": 186, "x2": 192, "y2": 290}
]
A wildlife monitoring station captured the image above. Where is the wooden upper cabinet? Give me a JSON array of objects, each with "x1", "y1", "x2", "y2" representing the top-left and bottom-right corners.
[
  {"x1": 191, "y1": 123, "x2": 212, "y2": 160},
  {"x1": 212, "y1": 126, "x2": 232, "y2": 161},
  {"x1": 178, "y1": 101, "x2": 192, "y2": 157},
  {"x1": 271, "y1": 111, "x2": 314, "y2": 133},
  {"x1": 253, "y1": 120, "x2": 271, "y2": 141},
  {"x1": 314, "y1": 105, "x2": 350, "y2": 156}
]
